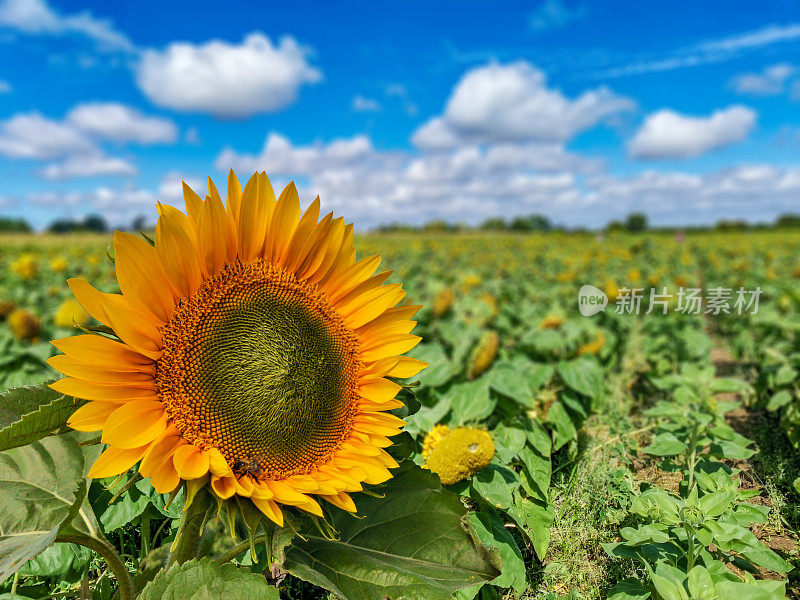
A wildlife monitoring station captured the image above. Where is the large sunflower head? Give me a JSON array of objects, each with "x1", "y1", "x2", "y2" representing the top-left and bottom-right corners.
[{"x1": 49, "y1": 171, "x2": 427, "y2": 526}]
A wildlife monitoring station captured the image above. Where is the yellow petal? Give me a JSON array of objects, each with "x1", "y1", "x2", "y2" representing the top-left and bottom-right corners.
[
  {"x1": 51, "y1": 335, "x2": 154, "y2": 371},
  {"x1": 283, "y1": 197, "x2": 321, "y2": 269},
  {"x1": 211, "y1": 475, "x2": 237, "y2": 499},
  {"x1": 100, "y1": 295, "x2": 162, "y2": 360},
  {"x1": 88, "y1": 445, "x2": 147, "y2": 479},
  {"x1": 101, "y1": 399, "x2": 167, "y2": 448},
  {"x1": 114, "y1": 232, "x2": 176, "y2": 323},
  {"x1": 173, "y1": 444, "x2": 210, "y2": 480},
  {"x1": 360, "y1": 334, "x2": 421, "y2": 363},
  {"x1": 68, "y1": 278, "x2": 109, "y2": 325},
  {"x1": 360, "y1": 378, "x2": 402, "y2": 403},
  {"x1": 47, "y1": 355, "x2": 153, "y2": 384},
  {"x1": 155, "y1": 207, "x2": 203, "y2": 299},
  {"x1": 387, "y1": 357, "x2": 429, "y2": 379},
  {"x1": 67, "y1": 401, "x2": 118, "y2": 431},
  {"x1": 238, "y1": 172, "x2": 274, "y2": 260},
  {"x1": 196, "y1": 192, "x2": 228, "y2": 278},
  {"x1": 182, "y1": 181, "x2": 204, "y2": 227},
  {"x1": 325, "y1": 255, "x2": 382, "y2": 303},
  {"x1": 266, "y1": 181, "x2": 301, "y2": 263},
  {"x1": 50, "y1": 377, "x2": 156, "y2": 402},
  {"x1": 325, "y1": 492, "x2": 357, "y2": 513},
  {"x1": 252, "y1": 497, "x2": 284, "y2": 526}
]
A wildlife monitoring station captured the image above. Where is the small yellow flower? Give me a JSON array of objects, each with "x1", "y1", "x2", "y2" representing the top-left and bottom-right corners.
[
  {"x1": 10, "y1": 254, "x2": 37, "y2": 279},
  {"x1": 424, "y1": 427, "x2": 494, "y2": 485},
  {"x1": 540, "y1": 315, "x2": 563, "y2": 330},
  {"x1": 0, "y1": 300, "x2": 16, "y2": 320},
  {"x1": 50, "y1": 257, "x2": 69, "y2": 273},
  {"x1": 422, "y1": 424, "x2": 451, "y2": 459},
  {"x1": 577, "y1": 332, "x2": 606, "y2": 356},
  {"x1": 8, "y1": 309, "x2": 40, "y2": 341},
  {"x1": 432, "y1": 287, "x2": 455, "y2": 317},
  {"x1": 55, "y1": 299, "x2": 90, "y2": 328},
  {"x1": 604, "y1": 280, "x2": 619, "y2": 301}
]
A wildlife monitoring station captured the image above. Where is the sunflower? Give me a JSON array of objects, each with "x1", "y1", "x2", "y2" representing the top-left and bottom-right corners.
[{"x1": 48, "y1": 171, "x2": 427, "y2": 526}]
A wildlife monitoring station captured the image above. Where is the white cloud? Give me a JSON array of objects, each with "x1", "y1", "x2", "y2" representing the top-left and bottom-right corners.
[
  {"x1": 730, "y1": 63, "x2": 795, "y2": 95},
  {"x1": 629, "y1": 106, "x2": 756, "y2": 160},
  {"x1": 0, "y1": 112, "x2": 94, "y2": 159},
  {"x1": 67, "y1": 102, "x2": 177, "y2": 144},
  {"x1": 593, "y1": 23, "x2": 800, "y2": 79},
  {"x1": 412, "y1": 61, "x2": 634, "y2": 149},
  {"x1": 134, "y1": 33, "x2": 321, "y2": 118},
  {"x1": 529, "y1": 0, "x2": 586, "y2": 31},
  {"x1": 0, "y1": 0, "x2": 133, "y2": 51},
  {"x1": 39, "y1": 152, "x2": 137, "y2": 180},
  {"x1": 352, "y1": 95, "x2": 381, "y2": 112}
]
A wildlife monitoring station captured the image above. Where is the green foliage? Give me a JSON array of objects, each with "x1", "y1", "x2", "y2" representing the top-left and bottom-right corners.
[
  {"x1": 138, "y1": 558, "x2": 279, "y2": 600},
  {"x1": 284, "y1": 462, "x2": 500, "y2": 600},
  {"x1": 0, "y1": 382, "x2": 83, "y2": 452}
]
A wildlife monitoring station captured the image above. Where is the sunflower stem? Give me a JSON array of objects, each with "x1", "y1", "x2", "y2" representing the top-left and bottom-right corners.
[
  {"x1": 56, "y1": 534, "x2": 133, "y2": 600},
  {"x1": 213, "y1": 533, "x2": 270, "y2": 565},
  {"x1": 168, "y1": 486, "x2": 212, "y2": 567}
]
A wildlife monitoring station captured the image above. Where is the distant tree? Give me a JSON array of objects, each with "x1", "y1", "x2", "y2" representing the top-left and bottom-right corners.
[
  {"x1": 479, "y1": 217, "x2": 507, "y2": 230},
  {"x1": 130, "y1": 215, "x2": 148, "y2": 232},
  {"x1": 775, "y1": 214, "x2": 800, "y2": 228},
  {"x1": 509, "y1": 214, "x2": 551, "y2": 232},
  {"x1": 0, "y1": 216, "x2": 31, "y2": 233},
  {"x1": 715, "y1": 219, "x2": 749, "y2": 231},
  {"x1": 422, "y1": 220, "x2": 456, "y2": 232},
  {"x1": 47, "y1": 214, "x2": 108, "y2": 234},
  {"x1": 624, "y1": 212, "x2": 648, "y2": 233}
]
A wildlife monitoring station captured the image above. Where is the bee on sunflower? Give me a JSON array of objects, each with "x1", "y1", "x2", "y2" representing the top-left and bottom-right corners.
[{"x1": 48, "y1": 171, "x2": 427, "y2": 528}]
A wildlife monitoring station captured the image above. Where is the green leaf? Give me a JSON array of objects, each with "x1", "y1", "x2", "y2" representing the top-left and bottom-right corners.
[
  {"x1": 686, "y1": 566, "x2": 715, "y2": 599},
  {"x1": 545, "y1": 401, "x2": 577, "y2": 451},
  {"x1": 766, "y1": 390, "x2": 793, "y2": 412},
  {"x1": 698, "y1": 491, "x2": 734, "y2": 518},
  {"x1": 470, "y1": 465, "x2": 518, "y2": 510},
  {"x1": 486, "y1": 362, "x2": 533, "y2": 407},
  {"x1": 409, "y1": 344, "x2": 454, "y2": 388},
  {"x1": 18, "y1": 543, "x2": 91, "y2": 579},
  {"x1": 284, "y1": 461, "x2": 500, "y2": 600},
  {"x1": 607, "y1": 578, "x2": 650, "y2": 600},
  {"x1": 517, "y1": 447, "x2": 551, "y2": 504},
  {"x1": 556, "y1": 357, "x2": 603, "y2": 399},
  {"x1": 449, "y1": 381, "x2": 496, "y2": 425},
  {"x1": 507, "y1": 494, "x2": 553, "y2": 561},
  {"x1": 467, "y1": 511, "x2": 525, "y2": 593},
  {"x1": 0, "y1": 433, "x2": 93, "y2": 581},
  {"x1": 138, "y1": 558, "x2": 279, "y2": 599},
  {"x1": 0, "y1": 382, "x2": 84, "y2": 452},
  {"x1": 642, "y1": 432, "x2": 687, "y2": 457}
]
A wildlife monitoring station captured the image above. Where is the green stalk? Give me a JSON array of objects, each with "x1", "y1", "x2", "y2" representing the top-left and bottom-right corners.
[
  {"x1": 213, "y1": 534, "x2": 270, "y2": 565},
  {"x1": 140, "y1": 507, "x2": 151, "y2": 558},
  {"x1": 168, "y1": 488, "x2": 212, "y2": 567},
  {"x1": 56, "y1": 534, "x2": 133, "y2": 600}
]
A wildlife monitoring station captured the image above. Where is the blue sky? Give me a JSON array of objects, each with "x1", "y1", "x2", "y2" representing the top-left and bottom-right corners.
[{"x1": 0, "y1": 0, "x2": 799, "y2": 229}]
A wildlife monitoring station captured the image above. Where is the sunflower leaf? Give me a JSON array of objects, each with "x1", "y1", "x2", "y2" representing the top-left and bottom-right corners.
[
  {"x1": 284, "y1": 461, "x2": 501, "y2": 600},
  {"x1": 138, "y1": 557, "x2": 279, "y2": 600},
  {"x1": 0, "y1": 433, "x2": 96, "y2": 581},
  {"x1": 0, "y1": 381, "x2": 84, "y2": 452}
]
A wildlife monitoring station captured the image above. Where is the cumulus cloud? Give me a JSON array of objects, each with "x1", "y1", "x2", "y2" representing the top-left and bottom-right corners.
[
  {"x1": 352, "y1": 95, "x2": 381, "y2": 112},
  {"x1": 0, "y1": 0, "x2": 133, "y2": 51},
  {"x1": 412, "y1": 61, "x2": 634, "y2": 149},
  {"x1": 134, "y1": 33, "x2": 321, "y2": 118},
  {"x1": 730, "y1": 63, "x2": 795, "y2": 95},
  {"x1": 628, "y1": 106, "x2": 756, "y2": 160},
  {"x1": 0, "y1": 112, "x2": 94, "y2": 159},
  {"x1": 66, "y1": 102, "x2": 177, "y2": 144},
  {"x1": 39, "y1": 153, "x2": 137, "y2": 180}
]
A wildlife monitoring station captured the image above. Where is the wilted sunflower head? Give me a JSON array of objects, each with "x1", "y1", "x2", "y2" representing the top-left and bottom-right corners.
[{"x1": 49, "y1": 171, "x2": 427, "y2": 526}]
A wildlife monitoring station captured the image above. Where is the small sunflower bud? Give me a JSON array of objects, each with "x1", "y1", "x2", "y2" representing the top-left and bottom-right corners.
[
  {"x1": 55, "y1": 299, "x2": 90, "y2": 328},
  {"x1": 424, "y1": 427, "x2": 494, "y2": 485},
  {"x1": 8, "y1": 308, "x2": 40, "y2": 341},
  {"x1": 468, "y1": 331, "x2": 499, "y2": 379},
  {"x1": 432, "y1": 287, "x2": 454, "y2": 317}
]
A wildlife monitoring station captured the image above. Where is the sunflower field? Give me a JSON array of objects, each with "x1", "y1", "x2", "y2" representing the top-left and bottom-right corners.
[{"x1": 1, "y1": 174, "x2": 799, "y2": 600}]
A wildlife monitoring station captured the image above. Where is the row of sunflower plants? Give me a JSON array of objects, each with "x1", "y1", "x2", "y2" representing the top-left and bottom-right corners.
[
  {"x1": 604, "y1": 322, "x2": 792, "y2": 599},
  {"x1": 396, "y1": 274, "x2": 629, "y2": 597},
  {"x1": 0, "y1": 172, "x2": 503, "y2": 600}
]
